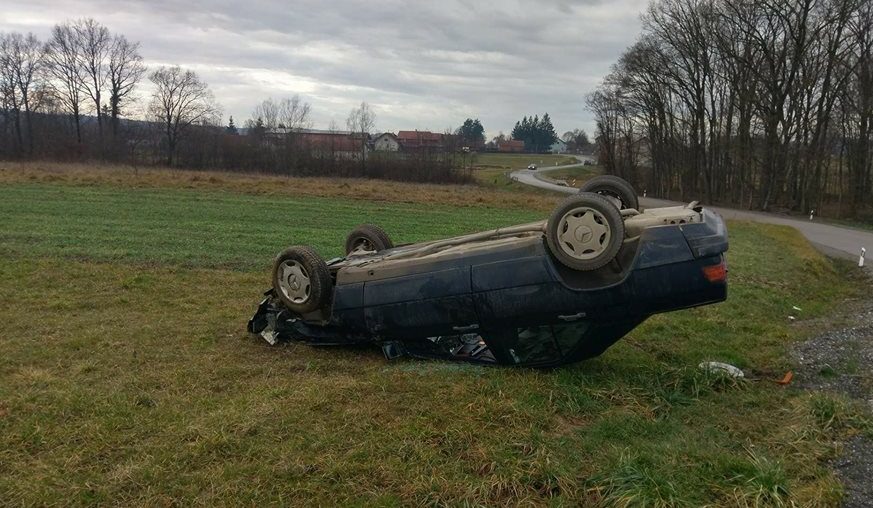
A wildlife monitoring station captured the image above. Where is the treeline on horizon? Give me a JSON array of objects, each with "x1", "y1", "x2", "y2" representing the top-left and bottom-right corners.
[
  {"x1": 589, "y1": 0, "x2": 872, "y2": 219},
  {"x1": 0, "y1": 20, "x2": 471, "y2": 184}
]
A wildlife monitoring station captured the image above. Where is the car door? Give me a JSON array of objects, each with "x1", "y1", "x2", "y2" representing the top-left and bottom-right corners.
[{"x1": 362, "y1": 266, "x2": 478, "y2": 339}]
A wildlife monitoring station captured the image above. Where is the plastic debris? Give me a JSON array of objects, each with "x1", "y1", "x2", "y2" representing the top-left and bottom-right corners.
[
  {"x1": 699, "y1": 361, "x2": 745, "y2": 378},
  {"x1": 792, "y1": 306, "x2": 802, "y2": 312},
  {"x1": 788, "y1": 316, "x2": 796, "y2": 321},
  {"x1": 776, "y1": 371, "x2": 794, "y2": 385}
]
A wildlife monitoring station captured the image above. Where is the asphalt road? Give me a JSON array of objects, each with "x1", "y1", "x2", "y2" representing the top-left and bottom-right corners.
[{"x1": 509, "y1": 160, "x2": 873, "y2": 267}]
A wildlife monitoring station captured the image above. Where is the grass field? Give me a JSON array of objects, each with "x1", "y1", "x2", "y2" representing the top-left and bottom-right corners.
[
  {"x1": 546, "y1": 164, "x2": 603, "y2": 187},
  {"x1": 1, "y1": 166, "x2": 870, "y2": 505},
  {"x1": 470, "y1": 153, "x2": 577, "y2": 170}
]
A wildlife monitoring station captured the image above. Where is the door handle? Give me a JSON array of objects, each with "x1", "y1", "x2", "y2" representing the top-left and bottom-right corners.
[
  {"x1": 452, "y1": 324, "x2": 479, "y2": 332},
  {"x1": 558, "y1": 312, "x2": 586, "y2": 322}
]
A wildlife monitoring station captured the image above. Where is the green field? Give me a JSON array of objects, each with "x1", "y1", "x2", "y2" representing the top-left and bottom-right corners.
[
  {"x1": 470, "y1": 153, "x2": 577, "y2": 170},
  {"x1": 0, "y1": 184, "x2": 541, "y2": 270},
  {"x1": 0, "y1": 178, "x2": 869, "y2": 505},
  {"x1": 546, "y1": 164, "x2": 604, "y2": 186}
]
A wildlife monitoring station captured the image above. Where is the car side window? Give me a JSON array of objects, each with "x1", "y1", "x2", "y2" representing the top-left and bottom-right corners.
[{"x1": 499, "y1": 322, "x2": 592, "y2": 365}]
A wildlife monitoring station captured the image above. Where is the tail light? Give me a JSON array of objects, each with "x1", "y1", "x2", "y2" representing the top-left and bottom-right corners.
[{"x1": 702, "y1": 260, "x2": 727, "y2": 283}]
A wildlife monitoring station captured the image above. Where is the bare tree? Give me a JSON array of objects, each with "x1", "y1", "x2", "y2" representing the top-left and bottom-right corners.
[
  {"x1": 251, "y1": 98, "x2": 280, "y2": 131},
  {"x1": 73, "y1": 18, "x2": 111, "y2": 142},
  {"x1": 346, "y1": 101, "x2": 375, "y2": 162},
  {"x1": 277, "y1": 96, "x2": 312, "y2": 132},
  {"x1": 0, "y1": 32, "x2": 44, "y2": 155},
  {"x1": 107, "y1": 34, "x2": 145, "y2": 136},
  {"x1": 148, "y1": 65, "x2": 220, "y2": 166},
  {"x1": 45, "y1": 23, "x2": 85, "y2": 144},
  {"x1": 251, "y1": 96, "x2": 312, "y2": 132}
]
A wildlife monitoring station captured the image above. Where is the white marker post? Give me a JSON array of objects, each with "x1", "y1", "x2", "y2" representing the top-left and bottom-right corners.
[
  {"x1": 809, "y1": 209, "x2": 815, "y2": 221},
  {"x1": 643, "y1": 189, "x2": 647, "y2": 198},
  {"x1": 860, "y1": 247, "x2": 866, "y2": 268}
]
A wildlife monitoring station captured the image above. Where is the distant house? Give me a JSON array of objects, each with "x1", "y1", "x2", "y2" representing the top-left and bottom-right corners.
[
  {"x1": 397, "y1": 130, "x2": 448, "y2": 152},
  {"x1": 372, "y1": 132, "x2": 400, "y2": 152},
  {"x1": 297, "y1": 129, "x2": 368, "y2": 159},
  {"x1": 549, "y1": 139, "x2": 568, "y2": 154},
  {"x1": 497, "y1": 139, "x2": 525, "y2": 153}
]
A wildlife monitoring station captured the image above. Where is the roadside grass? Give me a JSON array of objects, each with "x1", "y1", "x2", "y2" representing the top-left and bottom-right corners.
[
  {"x1": 470, "y1": 153, "x2": 577, "y2": 170},
  {"x1": 545, "y1": 164, "x2": 603, "y2": 187},
  {"x1": 0, "y1": 177, "x2": 869, "y2": 505},
  {"x1": 470, "y1": 166, "x2": 564, "y2": 194}
]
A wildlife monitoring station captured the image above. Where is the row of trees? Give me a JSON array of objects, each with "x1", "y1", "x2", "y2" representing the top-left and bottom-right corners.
[
  {"x1": 0, "y1": 19, "x2": 472, "y2": 183},
  {"x1": 0, "y1": 19, "x2": 224, "y2": 166},
  {"x1": 588, "y1": 0, "x2": 872, "y2": 218},
  {"x1": 0, "y1": 20, "x2": 147, "y2": 158},
  {"x1": 511, "y1": 114, "x2": 558, "y2": 152}
]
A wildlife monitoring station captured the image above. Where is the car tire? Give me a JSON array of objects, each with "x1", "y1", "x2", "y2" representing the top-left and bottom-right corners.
[
  {"x1": 272, "y1": 246, "x2": 332, "y2": 314},
  {"x1": 546, "y1": 192, "x2": 625, "y2": 271},
  {"x1": 344, "y1": 224, "x2": 394, "y2": 255},
  {"x1": 578, "y1": 175, "x2": 639, "y2": 211}
]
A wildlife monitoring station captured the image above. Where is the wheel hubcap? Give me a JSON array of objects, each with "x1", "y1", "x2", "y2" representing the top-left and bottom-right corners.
[
  {"x1": 277, "y1": 260, "x2": 311, "y2": 303},
  {"x1": 558, "y1": 207, "x2": 611, "y2": 260}
]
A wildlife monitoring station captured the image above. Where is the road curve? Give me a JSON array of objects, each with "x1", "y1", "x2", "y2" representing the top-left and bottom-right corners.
[{"x1": 510, "y1": 160, "x2": 873, "y2": 266}]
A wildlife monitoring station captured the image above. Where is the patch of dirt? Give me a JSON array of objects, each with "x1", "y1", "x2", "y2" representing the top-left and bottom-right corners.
[{"x1": 791, "y1": 275, "x2": 873, "y2": 508}]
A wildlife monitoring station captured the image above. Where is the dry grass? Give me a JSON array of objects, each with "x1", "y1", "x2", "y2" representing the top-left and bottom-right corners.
[{"x1": 0, "y1": 160, "x2": 560, "y2": 213}]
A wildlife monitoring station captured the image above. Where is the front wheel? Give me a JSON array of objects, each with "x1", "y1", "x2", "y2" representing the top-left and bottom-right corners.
[
  {"x1": 271, "y1": 246, "x2": 332, "y2": 313},
  {"x1": 345, "y1": 224, "x2": 394, "y2": 255},
  {"x1": 546, "y1": 192, "x2": 625, "y2": 271}
]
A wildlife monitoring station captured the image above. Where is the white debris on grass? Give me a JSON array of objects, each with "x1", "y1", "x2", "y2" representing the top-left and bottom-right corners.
[{"x1": 698, "y1": 361, "x2": 745, "y2": 378}]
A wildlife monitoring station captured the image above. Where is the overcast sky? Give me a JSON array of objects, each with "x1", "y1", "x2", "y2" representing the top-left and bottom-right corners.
[{"x1": 1, "y1": 0, "x2": 648, "y2": 138}]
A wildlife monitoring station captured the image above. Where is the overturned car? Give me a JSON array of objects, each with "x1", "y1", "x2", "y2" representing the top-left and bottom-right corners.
[{"x1": 248, "y1": 176, "x2": 728, "y2": 368}]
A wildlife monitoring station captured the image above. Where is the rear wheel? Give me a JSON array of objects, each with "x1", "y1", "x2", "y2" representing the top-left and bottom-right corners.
[
  {"x1": 345, "y1": 224, "x2": 394, "y2": 255},
  {"x1": 546, "y1": 192, "x2": 625, "y2": 271},
  {"x1": 578, "y1": 175, "x2": 639, "y2": 211},
  {"x1": 272, "y1": 246, "x2": 332, "y2": 313}
]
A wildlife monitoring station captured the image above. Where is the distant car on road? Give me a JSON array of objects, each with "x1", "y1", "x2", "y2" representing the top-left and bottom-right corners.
[
  {"x1": 248, "y1": 176, "x2": 729, "y2": 368},
  {"x1": 527, "y1": 164, "x2": 537, "y2": 170}
]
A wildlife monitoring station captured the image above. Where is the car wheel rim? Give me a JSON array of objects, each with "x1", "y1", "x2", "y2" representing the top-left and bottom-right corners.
[
  {"x1": 277, "y1": 260, "x2": 311, "y2": 304},
  {"x1": 557, "y1": 206, "x2": 611, "y2": 260},
  {"x1": 595, "y1": 190, "x2": 624, "y2": 209},
  {"x1": 351, "y1": 237, "x2": 374, "y2": 252}
]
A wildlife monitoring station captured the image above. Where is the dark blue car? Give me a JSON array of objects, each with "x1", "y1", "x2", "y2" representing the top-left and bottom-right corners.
[{"x1": 248, "y1": 177, "x2": 728, "y2": 367}]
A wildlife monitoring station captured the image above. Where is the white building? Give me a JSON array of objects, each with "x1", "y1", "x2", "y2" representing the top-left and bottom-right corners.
[
  {"x1": 373, "y1": 132, "x2": 400, "y2": 152},
  {"x1": 549, "y1": 139, "x2": 568, "y2": 154}
]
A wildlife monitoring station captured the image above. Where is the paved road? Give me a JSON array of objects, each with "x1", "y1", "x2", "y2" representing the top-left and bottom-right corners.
[{"x1": 510, "y1": 160, "x2": 872, "y2": 266}]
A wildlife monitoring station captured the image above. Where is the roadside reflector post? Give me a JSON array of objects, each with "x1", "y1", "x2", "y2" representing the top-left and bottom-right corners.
[
  {"x1": 644, "y1": 189, "x2": 647, "y2": 197},
  {"x1": 860, "y1": 247, "x2": 866, "y2": 268},
  {"x1": 809, "y1": 209, "x2": 815, "y2": 221}
]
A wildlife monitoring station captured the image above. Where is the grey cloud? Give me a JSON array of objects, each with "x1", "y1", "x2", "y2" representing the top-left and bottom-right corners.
[{"x1": 2, "y1": 0, "x2": 647, "y2": 136}]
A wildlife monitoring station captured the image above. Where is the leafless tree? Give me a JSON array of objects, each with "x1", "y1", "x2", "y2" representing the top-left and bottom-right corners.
[
  {"x1": 107, "y1": 34, "x2": 145, "y2": 137},
  {"x1": 148, "y1": 65, "x2": 220, "y2": 165},
  {"x1": 346, "y1": 101, "x2": 375, "y2": 163},
  {"x1": 589, "y1": 0, "x2": 872, "y2": 218},
  {"x1": 346, "y1": 101, "x2": 376, "y2": 136},
  {"x1": 73, "y1": 18, "x2": 111, "y2": 141},
  {"x1": 251, "y1": 95, "x2": 312, "y2": 132},
  {"x1": 0, "y1": 32, "x2": 44, "y2": 155},
  {"x1": 45, "y1": 23, "x2": 85, "y2": 144}
]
